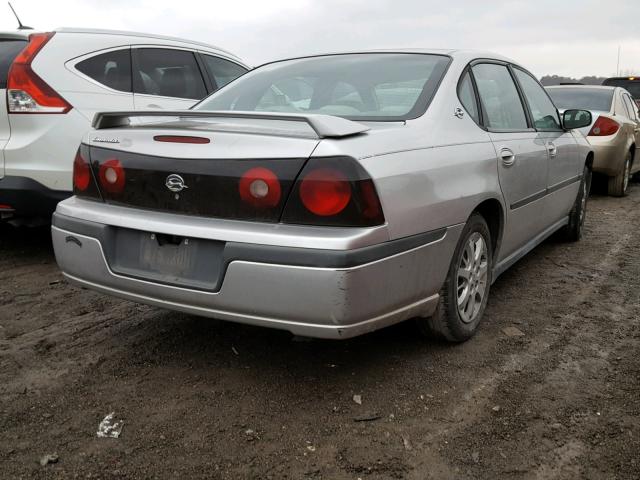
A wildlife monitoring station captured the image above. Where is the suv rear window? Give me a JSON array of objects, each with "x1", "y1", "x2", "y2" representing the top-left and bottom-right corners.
[
  {"x1": 76, "y1": 49, "x2": 132, "y2": 92},
  {"x1": 602, "y1": 78, "x2": 640, "y2": 99},
  {"x1": 0, "y1": 39, "x2": 27, "y2": 89}
]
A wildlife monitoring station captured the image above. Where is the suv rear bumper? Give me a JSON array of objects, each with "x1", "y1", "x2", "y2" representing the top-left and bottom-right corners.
[
  {"x1": 0, "y1": 176, "x2": 70, "y2": 217},
  {"x1": 52, "y1": 210, "x2": 462, "y2": 339}
]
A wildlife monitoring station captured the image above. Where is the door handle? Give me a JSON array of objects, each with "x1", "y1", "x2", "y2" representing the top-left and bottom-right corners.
[
  {"x1": 500, "y1": 148, "x2": 516, "y2": 167},
  {"x1": 547, "y1": 142, "x2": 557, "y2": 158}
]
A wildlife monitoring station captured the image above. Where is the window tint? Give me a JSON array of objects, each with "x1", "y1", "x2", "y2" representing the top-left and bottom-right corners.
[
  {"x1": 0, "y1": 39, "x2": 26, "y2": 89},
  {"x1": 622, "y1": 94, "x2": 638, "y2": 121},
  {"x1": 546, "y1": 87, "x2": 613, "y2": 112},
  {"x1": 134, "y1": 48, "x2": 206, "y2": 100},
  {"x1": 472, "y1": 63, "x2": 528, "y2": 130},
  {"x1": 514, "y1": 68, "x2": 562, "y2": 131},
  {"x1": 201, "y1": 55, "x2": 246, "y2": 90},
  {"x1": 76, "y1": 49, "x2": 132, "y2": 92},
  {"x1": 458, "y1": 71, "x2": 479, "y2": 123},
  {"x1": 196, "y1": 53, "x2": 451, "y2": 121}
]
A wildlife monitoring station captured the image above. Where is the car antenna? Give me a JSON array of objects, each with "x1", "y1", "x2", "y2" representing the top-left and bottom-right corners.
[{"x1": 8, "y1": 2, "x2": 33, "y2": 30}]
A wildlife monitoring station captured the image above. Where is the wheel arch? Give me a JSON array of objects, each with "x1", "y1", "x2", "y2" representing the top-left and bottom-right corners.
[{"x1": 471, "y1": 197, "x2": 504, "y2": 260}]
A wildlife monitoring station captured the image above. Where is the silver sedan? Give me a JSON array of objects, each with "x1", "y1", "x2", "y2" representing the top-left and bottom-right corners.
[{"x1": 52, "y1": 50, "x2": 593, "y2": 342}]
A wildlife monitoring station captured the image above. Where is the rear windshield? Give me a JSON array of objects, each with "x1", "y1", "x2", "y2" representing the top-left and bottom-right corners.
[
  {"x1": 195, "y1": 53, "x2": 451, "y2": 121},
  {"x1": 546, "y1": 88, "x2": 614, "y2": 112},
  {"x1": 602, "y1": 79, "x2": 640, "y2": 99},
  {"x1": 0, "y1": 39, "x2": 27, "y2": 89}
]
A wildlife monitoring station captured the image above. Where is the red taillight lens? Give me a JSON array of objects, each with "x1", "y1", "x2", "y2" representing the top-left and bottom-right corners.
[
  {"x1": 239, "y1": 167, "x2": 282, "y2": 208},
  {"x1": 299, "y1": 168, "x2": 352, "y2": 216},
  {"x1": 73, "y1": 150, "x2": 91, "y2": 192},
  {"x1": 588, "y1": 116, "x2": 619, "y2": 136},
  {"x1": 7, "y1": 32, "x2": 72, "y2": 114},
  {"x1": 98, "y1": 159, "x2": 126, "y2": 194},
  {"x1": 154, "y1": 135, "x2": 210, "y2": 144},
  {"x1": 281, "y1": 157, "x2": 385, "y2": 227}
]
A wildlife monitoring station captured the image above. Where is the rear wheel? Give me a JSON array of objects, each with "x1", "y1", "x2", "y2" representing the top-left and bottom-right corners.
[
  {"x1": 563, "y1": 165, "x2": 591, "y2": 242},
  {"x1": 607, "y1": 151, "x2": 632, "y2": 197},
  {"x1": 416, "y1": 213, "x2": 492, "y2": 342}
]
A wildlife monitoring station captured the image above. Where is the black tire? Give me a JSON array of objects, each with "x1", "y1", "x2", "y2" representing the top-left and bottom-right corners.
[
  {"x1": 416, "y1": 213, "x2": 493, "y2": 342},
  {"x1": 607, "y1": 151, "x2": 632, "y2": 197},
  {"x1": 563, "y1": 165, "x2": 591, "y2": 242}
]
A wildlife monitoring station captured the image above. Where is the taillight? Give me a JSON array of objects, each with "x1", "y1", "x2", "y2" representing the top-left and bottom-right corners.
[
  {"x1": 282, "y1": 157, "x2": 385, "y2": 227},
  {"x1": 239, "y1": 167, "x2": 282, "y2": 208},
  {"x1": 588, "y1": 116, "x2": 619, "y2": 136},
  {"x1": 6, "y1": 32, "x2": 72, "y2": 114},
  {"x1": 73, "y1": 149, "x2": 91, "y2": 192},
  {"x1": 299, "y1": 168, "x2": 352, "y2": 216},
  {"x1": 98, "y1": 159, "x2": 126, "y2": 194}
]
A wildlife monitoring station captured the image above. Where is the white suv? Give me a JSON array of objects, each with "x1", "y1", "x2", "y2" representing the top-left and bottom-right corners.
[{"x1": 0, "y1": 28, "x2": 247, "y2": 219}]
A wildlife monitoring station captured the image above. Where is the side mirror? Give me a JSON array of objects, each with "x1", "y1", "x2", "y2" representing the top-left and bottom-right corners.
[{"x1": 563, "y1": 109, "x2": 592, "y2": 130}]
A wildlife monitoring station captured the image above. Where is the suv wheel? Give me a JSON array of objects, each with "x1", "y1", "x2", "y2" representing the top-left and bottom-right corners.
[
  {"x1": 417, "y1": 213, "x2": 492, "y2": 342},
  {"x1": 608, "y1": 151, "x2": 632, "y2": 197}
]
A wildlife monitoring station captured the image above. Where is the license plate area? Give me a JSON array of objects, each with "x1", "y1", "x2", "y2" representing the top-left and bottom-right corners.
[{"x1": 106, "y1": 227, "x2": 225, "y2": 292}]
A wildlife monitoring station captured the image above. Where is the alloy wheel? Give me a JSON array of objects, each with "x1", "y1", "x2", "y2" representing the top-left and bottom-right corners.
[{"x1": 456, "y1": 232, "x2": 489, "y2": 324}]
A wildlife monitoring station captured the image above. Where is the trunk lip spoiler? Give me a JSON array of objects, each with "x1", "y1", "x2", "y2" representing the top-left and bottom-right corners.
[{"x1": 91, "y1": 111, "x2": 370, "y2": 139}]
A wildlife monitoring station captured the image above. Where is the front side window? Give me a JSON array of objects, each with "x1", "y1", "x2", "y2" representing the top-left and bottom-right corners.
[
  {"x1": 76, "y1": 49, "x2": 132, "y2": 93},
  {"x1": 195, "y1": 53, "x2": 451, "y2": 121},
  {"x1": 472, "y1": 63, "x2": 528, "y2": 130},
  {"x1": 133, "y1": 48, "x2": 207, "y2": 100},
  {"x1": 458, "y1": 70, "x2": 480, "y2": 123},
  {"x1": 513, "y1": 68, "x2": 562, "y2": 131},
  {"x1": 201, "y1": 55, "x2": 247, "y2": 90}
]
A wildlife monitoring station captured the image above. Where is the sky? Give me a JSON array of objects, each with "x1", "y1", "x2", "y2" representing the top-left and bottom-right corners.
[{"x1": 1, "y1": 0, "x2": 639, "y2": 78}]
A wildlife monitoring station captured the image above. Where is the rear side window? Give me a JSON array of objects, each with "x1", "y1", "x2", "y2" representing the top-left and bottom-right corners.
[
  {"x1": 622, "y1": 93, "x2": 638, "y2": 121},
  {"x1": 458, "y1": 70, "x2": 480, "y2": 123},
  {"x1": 76, "y1": 49, "x2": 132, "y2": 92},
  {"x1": 133, "y1": 48, "x2": 207, "y2": 100},
  {"x1": 513, "y1": 68, "x2": 562, "y2": 131},
  {"x1": 201, "y1": 55, "x2": 246, "y2": 90},
  {"x1": 472, "y1": 63, "x2": 528, "y2": 130},
  {"x1": 0, "y1": 39, "x2": 27, "y2": 89}
]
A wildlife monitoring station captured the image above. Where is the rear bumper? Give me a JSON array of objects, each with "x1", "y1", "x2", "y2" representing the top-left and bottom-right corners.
[
  {"x1": 52, "y1": 210, "x2": 462, "y2": 339},
  {"x1": 0, "y1": 176, "x2": 70, "y2": 216},
  {"x1": 590, "y1": 138, "x2": 628, "y2": 176}
]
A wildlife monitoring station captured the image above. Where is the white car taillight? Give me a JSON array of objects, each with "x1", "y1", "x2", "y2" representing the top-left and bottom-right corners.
[{"x1": 6, "y1": 32, "x2": 72, "y2": 114}]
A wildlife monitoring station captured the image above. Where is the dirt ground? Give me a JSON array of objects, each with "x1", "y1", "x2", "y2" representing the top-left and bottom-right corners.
[{"x1": 1, "y1": 185, "x2": 639, "y2": 480}]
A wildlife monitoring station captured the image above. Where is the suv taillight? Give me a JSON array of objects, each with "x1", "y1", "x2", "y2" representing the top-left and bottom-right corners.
[
  {"x1": 588, "y1": 116, "x2": 619, "y2": 136},
  {"x1": 281, "y1": 157, "x2": 385, "y2": 227},
  {"x1": 6, "y1": 32, "x2": 72, "y2": 114}
]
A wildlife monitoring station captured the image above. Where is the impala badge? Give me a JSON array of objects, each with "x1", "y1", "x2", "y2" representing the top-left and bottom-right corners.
[{"x1": 165, "y1": 174, "x2": 188, "y2": 193}]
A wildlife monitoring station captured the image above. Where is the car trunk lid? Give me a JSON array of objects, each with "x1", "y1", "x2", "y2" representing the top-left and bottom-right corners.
[{"x1": 83, "y1": 111, "x2": 369, "y2": 223}]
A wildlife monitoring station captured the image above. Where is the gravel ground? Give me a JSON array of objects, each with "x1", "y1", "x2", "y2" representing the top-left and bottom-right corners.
[{"x1": 1, "y1": 185, "x2": 639, "y2": 479}]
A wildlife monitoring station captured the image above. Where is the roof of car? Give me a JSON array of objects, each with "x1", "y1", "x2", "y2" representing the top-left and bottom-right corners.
[
  {"x1": 257, "y1": 48, "x2": 516, "y2": 68},
  {"x1": 0, "y1": 30, "x2": 31, "y2": 40},
  {"x1": 546, "y1": 85, "x2": 617, "y2": 90},
  {"x1": 53, "y1": 27, "x2": 243, "y2": 60}
]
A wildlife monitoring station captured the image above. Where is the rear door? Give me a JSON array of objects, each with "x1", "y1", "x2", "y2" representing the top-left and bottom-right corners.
[
  {"x1": 472, "y1": 62, "x2": 549, "y2": 260},
  {"x1": 620, "y1": 91, "x2": 640, "y2": 173},
  {"x1": 0, "y1": 36, "x2": 28, "y2": 177},
  {"x1": 132, "y1": 47, "x2": 208, "y2": 110},
  {"x1": 512, "y1": 67, "x2": 582, "y2": 219}
]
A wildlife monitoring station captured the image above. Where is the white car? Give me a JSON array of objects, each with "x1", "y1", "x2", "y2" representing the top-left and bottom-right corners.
[{"x1": 0, "y1": 28, "x2": 247, "y2": 219}]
